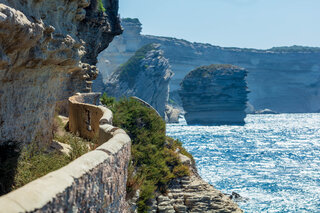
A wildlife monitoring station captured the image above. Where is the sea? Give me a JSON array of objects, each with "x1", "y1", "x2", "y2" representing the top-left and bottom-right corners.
[{"x1": 166, "y1": 113, "x2": 320, "y2": 213}]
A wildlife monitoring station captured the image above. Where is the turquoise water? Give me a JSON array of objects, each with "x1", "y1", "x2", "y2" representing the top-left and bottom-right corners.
[{"x1": 166, "y1": 114, "x2": 320, "y2": 212}]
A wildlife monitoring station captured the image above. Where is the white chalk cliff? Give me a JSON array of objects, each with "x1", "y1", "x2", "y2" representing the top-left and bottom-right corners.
[{"x1": 96, "y1": 18, "x2": 320, "y2": 113}]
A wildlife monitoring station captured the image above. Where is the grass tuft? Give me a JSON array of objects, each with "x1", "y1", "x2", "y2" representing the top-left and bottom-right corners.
[
  {"x1": 11, "y1": 132, "x2": 90, "y2": 191},
  {"x1": 0, "y1": 117, "x2": 92, "y2": 196},
  {"x1": 12, "y1": 144, "x2": 70, "y2": 190}
]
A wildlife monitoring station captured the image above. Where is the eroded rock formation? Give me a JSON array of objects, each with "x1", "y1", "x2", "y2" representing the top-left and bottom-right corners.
[
  {"x1": 151, "y1": 175, "x2": 243, "y2": 213},
  {"x1": 165, "y1": 104, "x2": 180, "y2": 123},
  {"x1": 96, "y1": 18, "x2": 320, "y2": 113},
  {"x1": 130, "y1": 152, "x2": 243, "y2": 213},
  {"x1": 180, "y1": 65, "x2": 249, "y2": 125},
  {"x1": 0, "y1": 0, "x2": 121, "y2": 145},
  {"x1": 103, "y1": 43, "x2": 173, "y2": 118}
]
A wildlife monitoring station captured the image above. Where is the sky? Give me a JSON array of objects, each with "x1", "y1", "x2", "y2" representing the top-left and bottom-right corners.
[{"x1": 119, "y1": 0, "x2": 320, "y2": 49}]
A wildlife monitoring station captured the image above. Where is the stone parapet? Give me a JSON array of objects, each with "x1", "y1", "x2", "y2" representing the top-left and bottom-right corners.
[
  {"x1": 0, "y1": 93, "x2": 131, "y2": 212},
  {"x1": 68, "y1": 93, "x2": 113, "y2": 141}
]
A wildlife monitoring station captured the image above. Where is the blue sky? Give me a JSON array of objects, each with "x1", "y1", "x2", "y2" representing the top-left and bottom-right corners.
[{"x1": 119, "y1": 0, "x2": 320, "y2": 49}]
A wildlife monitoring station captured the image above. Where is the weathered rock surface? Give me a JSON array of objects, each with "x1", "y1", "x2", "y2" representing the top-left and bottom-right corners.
[
  {"x1": 0, "y1": 0, "x2": 121, "y2": 145},
  {"x1": 165, "y1": 105, "x2": 180, "y2": 123},
  {"x1": 147, "y1": 154, "x2": 243, "y2": 213},
  {"x1": 179, "y1": 65, "x2": 249, "y2": 125},
  {"x1": 96, "y1": 18, "x2": 320, "y2": 113},
  {"x1": 151, "y1": 176, "x2": 242, "y2": 213},
  {"x1": 103, "y1": 43, "x2": 173, "y2": 118}
]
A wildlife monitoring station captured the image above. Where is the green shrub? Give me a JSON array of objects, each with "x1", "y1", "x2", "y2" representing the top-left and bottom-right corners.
[
  {"x1": 100, "y1": 92, "x2": 116, "y2": 109},
  {"x1": 165, "y1": 136, "x2": 195, "y2": 163},
  {"x1": 101, "y1": 94, "x2": 191, "y2": 212},
  {"x1": 137, "y1": 180, "x2": 157, "y2": 212},
  {"x1": 173, "y1": 164, "x2": 190, "y2": 178},
  {"x1": 54, "y1": 132, "x2": 90, "y2": 161},
  {"x1": 126, "y1": 162, "x2": 144, "y2": 200},
  {"x1": 98, "y1": 0, "x2": 106, "y2": 12}
]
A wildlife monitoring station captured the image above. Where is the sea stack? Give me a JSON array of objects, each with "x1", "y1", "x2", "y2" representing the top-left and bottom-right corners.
[{"x1": 179, "y1": 64, "x2": 249, "y2": 125}]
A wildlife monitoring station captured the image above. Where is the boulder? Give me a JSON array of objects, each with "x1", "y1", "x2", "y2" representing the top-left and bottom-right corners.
[{"x1": 165, "y1": 105, "x2": 180, "y2": 123}]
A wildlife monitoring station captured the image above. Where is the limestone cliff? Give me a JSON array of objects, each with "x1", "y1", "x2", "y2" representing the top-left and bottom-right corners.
[
  {"x1": 151, "y1": 172, "x2": 243, "y2": 213},
  {"x1": 103, "y1": 43, "x2": 173, "y2": 118},
  {"x1": 130, "y1": 151, "x2": 243, "y2": 213},
  {"x1": 180, "y1": 65, "x2": 249, "y2": 125},
  {"x1": 0, "y1": 0, "x2": 121, "y2": 145},
  {"x1": 96, "y1": 18, "x2": 320, "y2": 113}
]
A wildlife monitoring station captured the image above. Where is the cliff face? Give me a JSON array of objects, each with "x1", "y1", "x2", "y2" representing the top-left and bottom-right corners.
[
  {"x1": 180, "y1": 65, "x2": 248, "y2": 125},
  {"x1": 145, "y1": 153, "x2": 243, "y2": 213},
  {"x1": 0, "y1": 0, "x2": 121, "y2": 145},
  {"x1": 151, "y1": 175, "x2": 243, "y2": 213},
  {"x1": 103, "y1": 43, "x2": 173, "y2": 118},
  {"x1": 96, "y1": 18, "x2": 320, "y2": 113}
]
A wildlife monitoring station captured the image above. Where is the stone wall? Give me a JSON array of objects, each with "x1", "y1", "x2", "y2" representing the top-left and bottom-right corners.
[
  {"x1": 69, "y1": 93, "x2": 104, "y2": 140},
  {"x1": 0, "y1": 132, "x2": 131, "y2": 212},
  {"x1": 0, "y1": 93, "x2": 131, "y2": 212}
]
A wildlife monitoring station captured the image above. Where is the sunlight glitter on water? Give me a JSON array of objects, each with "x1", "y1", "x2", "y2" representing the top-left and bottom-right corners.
[{"x1": 167, "y1": 113, "x2": 320, "y2": 212}]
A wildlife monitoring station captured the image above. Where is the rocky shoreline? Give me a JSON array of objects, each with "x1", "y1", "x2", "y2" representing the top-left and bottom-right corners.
[
  {"x1": 151, "y1": 172, "x2": 243, "y2": 213},
  {"x1": 129, "y1": 152, "x2": 243, "y2": 213}
]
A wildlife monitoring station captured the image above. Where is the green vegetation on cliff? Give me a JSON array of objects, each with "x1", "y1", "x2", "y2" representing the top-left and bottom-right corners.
[
  {"x1": 9, "y1": 135, "x2": 88, "y2": 191},
  {"x1": 268, "y1": 45, "x2": 320, "y2": 53},
  {"x1": 101, "y1": 94, "x2": 190, "y2": 212},
  {"x1": 117, "y1": 43, "x2": 156, "y2": 88},
  {"x1": 98, "y1": 0, "x2": 106, "y2": 12},
  {"x1": 183, "y1": 64, "x2": 240, "y2": 80},
  {"x1": 122, "y1": 18, "x2": 141, "y2": 24}
]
